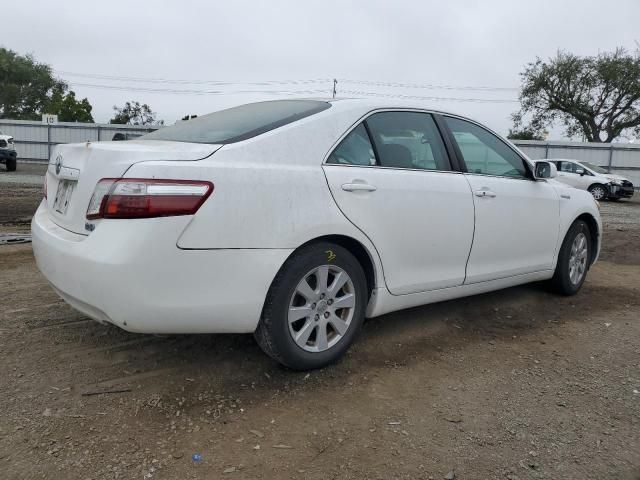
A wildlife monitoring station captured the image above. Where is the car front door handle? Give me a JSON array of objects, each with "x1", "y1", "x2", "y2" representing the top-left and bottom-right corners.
[
  {"x1": 341, "y1": 182, "x2": 377, "y2": 192},
  {"x1": 474, "y1": 189, "x2": 496, "y2": 198}
]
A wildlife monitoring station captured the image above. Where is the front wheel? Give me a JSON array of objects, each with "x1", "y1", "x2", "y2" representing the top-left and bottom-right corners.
[
  {"x1": 550, "y1": 220, "x2": 591, "y2": 295},
  {"x1": 5, "y1": 157, "x2": 16, "y2": 172},
  {"x1": 254, "y1": 242, "x2": 367, "y2": 370},
  {"x1": 588, "y1": 184, "x2": 607, "y2": 201}
]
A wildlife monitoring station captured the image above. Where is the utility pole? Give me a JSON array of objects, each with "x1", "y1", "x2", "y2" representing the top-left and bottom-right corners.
[{"x1": 332, "y1": 79, "x2": 337, "y2": 98}]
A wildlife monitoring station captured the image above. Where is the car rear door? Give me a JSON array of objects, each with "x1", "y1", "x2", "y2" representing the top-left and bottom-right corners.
[
  {"x1": 323, "y1": 110, "x2": 475, "y2": 295},
  {"x1": 441, "y1": 115, "x2": 560, "y2": 284}
]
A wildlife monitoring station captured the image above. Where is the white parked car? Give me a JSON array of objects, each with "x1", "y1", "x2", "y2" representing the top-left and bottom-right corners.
[
  {"x1": 549, "y1": 158, "x2": 634, "y2": 201},
  {"x1": 32, "y1": 99, "x2": 601, "y2": 370}
]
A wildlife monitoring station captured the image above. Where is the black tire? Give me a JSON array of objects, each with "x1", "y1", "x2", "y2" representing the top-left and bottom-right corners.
[
  {"x1": 5, "y1": 157, "x2": 16, "y2": 172},
  {"x1": 254, "y1": 242, "x2": 367, "y2": 370},
  {"x1": 588, "y1": 184, "x2": 607, "y2": 201},
  {"x1": 550, "y1": 220, "x2": 591, "y2": 295}
]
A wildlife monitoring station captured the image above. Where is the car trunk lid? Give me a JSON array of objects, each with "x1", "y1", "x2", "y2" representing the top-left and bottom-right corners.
[{"x1": 45, "y1": 140, "x2": 221, "y2": 235}]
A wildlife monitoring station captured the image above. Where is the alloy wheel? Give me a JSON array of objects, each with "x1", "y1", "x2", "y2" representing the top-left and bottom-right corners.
[
  {"x1": 568, "y1": 232, "x2": 588, "y2": 285},
  {"x1": 288, "y1": 265, "x2": 356, "y2": 353},
  {"x1": 590, "y1": 186, "x2": 605, "y2": 201}
]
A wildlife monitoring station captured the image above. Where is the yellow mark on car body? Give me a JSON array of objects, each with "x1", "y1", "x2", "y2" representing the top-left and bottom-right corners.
[{"x1": 326, "y1": 250, "x2": 336, "y2": 262}]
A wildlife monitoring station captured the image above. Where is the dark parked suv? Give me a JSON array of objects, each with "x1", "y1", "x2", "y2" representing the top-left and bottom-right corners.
[{"x1": 0, "y1": 130, "x2": 17, "y2": 171}]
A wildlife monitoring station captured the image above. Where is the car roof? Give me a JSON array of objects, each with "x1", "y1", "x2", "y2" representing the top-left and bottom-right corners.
[
  {"x1": 316, "y1": 98, "x2": 529, "y2": 158},
  {"x1": 547, "y1": 159, "x2": 587, "y2": 163},
  {"x1": 327, "y1": 97, "x2": 456, "y2": 116},
  {"x1": 286, "y1": 97, "x2": 469, "y2": 118},
  {"x1": 309, "y1": 97, "x2": 497, "y2": 134}
]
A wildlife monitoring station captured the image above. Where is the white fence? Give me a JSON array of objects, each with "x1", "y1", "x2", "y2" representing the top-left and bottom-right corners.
[
  {"x1": 0, "y1": 119, "x2": 158, "y2": 163},
  {"x1": 513, "y1": 140, "x2": 640, "y2": 187}
]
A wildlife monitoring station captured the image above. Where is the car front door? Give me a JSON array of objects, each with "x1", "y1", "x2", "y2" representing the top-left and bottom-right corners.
[
  {"x1": 323, "y1": 111, "x2": 475, "y2": 295},
  {"x1": 555, "y1": 161, "x2": 587, "y2": 188},
  {"x1": 442, "y1": 116, "x2": 560, "y2": 284}
]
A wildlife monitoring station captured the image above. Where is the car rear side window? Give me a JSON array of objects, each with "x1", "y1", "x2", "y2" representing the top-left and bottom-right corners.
[
  {"x1": 327, "y1": 124, "x2": 376, "y2": 166},
  {"x1": 142, "y1": 100, "x2": 331, "y2": 144}
]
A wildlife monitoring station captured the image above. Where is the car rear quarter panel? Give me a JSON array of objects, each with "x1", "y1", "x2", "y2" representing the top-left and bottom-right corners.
[{"x1": 123, "y1": 105, "x2": 385, "y2": 285}]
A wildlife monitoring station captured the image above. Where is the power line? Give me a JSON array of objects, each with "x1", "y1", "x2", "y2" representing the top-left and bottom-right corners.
[
  {"x1": 57, "y1": 70, "x2": 518, "y2": 92},
  {"x1": 66, "y1": 81, "x2": 518, "y2": 103},
  {"x1": 59, "y1": 71, "x2": 331, "y2": 87},
  {"x1": 338, "y1": 90, "x2": 519, "y2": 104},
  {"x1": 340, "y1": 79, "x2": 519, "y2": 92},
  {"x1": 67, "y1": 81, "x2": 331, "y2": 96},
  {"x1": 59, "y1": 69, "x2": 520, "y2": 103}
]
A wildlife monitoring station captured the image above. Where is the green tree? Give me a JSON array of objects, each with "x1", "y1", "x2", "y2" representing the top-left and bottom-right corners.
[
  {"x1": 47, "y1": 85, "x2": 94, "y2": 122},
  {"x1": 507, "y1": 127, "x2": 546, "y2": 141},
  {"x1": 514, "y1": 48, "x2": 640, "y2": 142},
  {"x1": 110, "y1": 101, "x2": 162, "y2": 125},
  {"x1": 0, "y1": 47, "x2": 94, "y2": 121}
]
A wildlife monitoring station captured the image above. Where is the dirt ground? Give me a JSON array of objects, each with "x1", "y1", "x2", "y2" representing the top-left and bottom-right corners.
[
  {"x1": 0, "y1": 164, "x2": 43, "y2": 233},
  {"x1": 1, "y1": 166, "x2": 639, "y2": 480}
]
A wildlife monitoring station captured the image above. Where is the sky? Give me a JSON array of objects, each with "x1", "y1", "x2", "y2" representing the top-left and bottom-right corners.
[{"x1": 3, "y1": 0, "x2": 640, "y2": 138}]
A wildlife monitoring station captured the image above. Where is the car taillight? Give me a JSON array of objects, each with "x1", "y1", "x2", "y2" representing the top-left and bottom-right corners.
[{"x1": 86, "y1": 178, "x2": 213, "y2": 220}]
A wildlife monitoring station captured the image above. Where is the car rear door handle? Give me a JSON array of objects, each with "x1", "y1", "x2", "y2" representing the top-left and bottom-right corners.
[
  {"x1": 474, "y1": 189, "x2": 496, "y2": 198},
  {"x1": 341, "y1": 182, "x2": 377, "y2": 192}
]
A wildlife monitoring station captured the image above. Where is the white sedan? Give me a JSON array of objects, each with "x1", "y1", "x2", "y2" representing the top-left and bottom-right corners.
[
  {"x1": 549, "y1": 158, "x2": 635, "y2": 201},
  {"x1": 32, "y1": 99, "x2": 601, "y2": 370}
]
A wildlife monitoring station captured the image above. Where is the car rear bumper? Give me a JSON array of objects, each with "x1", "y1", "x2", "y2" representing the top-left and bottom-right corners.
[{"x1": 31, "y1": 202, "x2": 292, "y2": 334}]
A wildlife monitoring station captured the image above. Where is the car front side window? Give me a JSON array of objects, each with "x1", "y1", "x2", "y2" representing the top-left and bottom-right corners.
[
  {"x1": 559, "y1": 161, "x2": 575, "y2": 173},
  {"x1": 444, "y1": 116, "x2": 528, "y2": 179}
]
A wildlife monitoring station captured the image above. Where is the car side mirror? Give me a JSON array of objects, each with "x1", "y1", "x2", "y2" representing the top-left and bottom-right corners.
[
  {"x1": 577, "y1": 168, "x2": 585, "y2": 176},
  {"x1": 534, "y1": 161, "x2": 557, "y2": 180}
]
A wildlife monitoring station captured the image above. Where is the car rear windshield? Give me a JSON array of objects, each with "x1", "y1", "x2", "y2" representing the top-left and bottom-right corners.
[{"x1": 142, "y1": 100, "x2": 331, "y2": 144}]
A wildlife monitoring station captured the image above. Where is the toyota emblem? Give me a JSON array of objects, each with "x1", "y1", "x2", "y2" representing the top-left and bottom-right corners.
[{"x1": 55, "y1": 155, "x2": 63, "y2": 175}]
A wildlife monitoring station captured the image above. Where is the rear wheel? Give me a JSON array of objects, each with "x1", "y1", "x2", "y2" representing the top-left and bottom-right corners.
[
  {"x1": 5, "y1": 157, "x2": 16, "y2": 171},
  {"x1": 550, "y1": 220, "x2": 591, "y2": 295},
  {"x1": 254, "y1": 242, "x2": 367, "y2": 370},
  {"x1": 588, "y1": 184, "x2": 607, "y2": 201}
]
